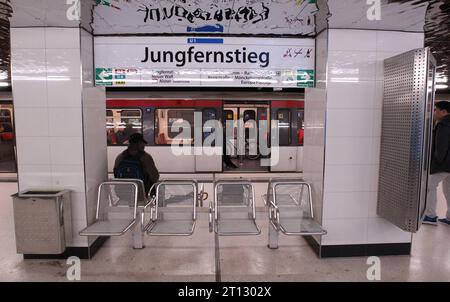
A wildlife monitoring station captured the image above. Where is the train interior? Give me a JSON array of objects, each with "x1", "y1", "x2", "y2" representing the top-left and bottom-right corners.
[{"x1": 0, "y1": 101, "x2": 15, "y2": 174}]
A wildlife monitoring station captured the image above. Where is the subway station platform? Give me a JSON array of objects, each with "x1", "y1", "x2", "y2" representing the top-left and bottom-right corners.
[{"x1": 1, "y1": 182, "x2": 449, "y2": 282}]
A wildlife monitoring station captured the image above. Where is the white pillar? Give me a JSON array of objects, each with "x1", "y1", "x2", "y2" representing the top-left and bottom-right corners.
[
  {"x1": 10, "y1": 24, "x2": 107, "y2": 253},
  {"x1": 305, "y1": 28, "x2": 424, "y2": 255}
]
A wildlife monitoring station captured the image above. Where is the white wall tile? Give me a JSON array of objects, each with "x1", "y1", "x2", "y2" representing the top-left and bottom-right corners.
[
  {"x1": 327, "y1": 81, "x2": 375, "y2": 109},
  {"x1": 11, "y1": 79, "x2": 47, "y2": 108},
  {"x1": 10, "y1": 28, "x2": 45, "y2": 49},
  {"x1": 14, "y1": 107, "x2": 49, "y2": 137},
  {"x1": 370, "y1": 136, "x2": 381, "y2": 165},
  {"x1": 367, "y1": 218, "x2": 412, "y2": 244},
  {"x1": 71, "y1": 219, "x2": 89, "y2": 247},
  {"x1": 46, "y1": 49, "x2": 81, "y2": 79},
  {"x1": 376, "y1": 31, "x2": 424, "y2": 53},
  {"x1": 82, "y1": 48, "x2": 94, "y2": 88},
  {"x1": 368, "y1": 192, "x2": 379, "y2": 218},
  {"x1": 16, "y1": 136, "x2": 51, "y2": 165},
  {"x1": 80, "y1": 29, "x2": 93, "y2": 52},
  {"x1": 329, "y1": 29, "x2": 376, "y2": 52},
  {"x1": 322, "y1": 218, "x2": 368, "y2": 245},
  {"x1": 45, "y1": 28, "x2": 80, "y2": 49},
  {"x1": 11, "y1": 49, "x2": 47, "y2": 78},
  {"x1": 315, "y1": 30, "x2": 328, "y2": 87},
  {"x1": 48, "y1": 107, "x2": 83, "y2": 137},
  {"x1": 47, "y1": 79, "x2": 82, "y2": 108},
  {"x1": 84, "y1": 188, "x2": 99, "y2": 225},
  {"x1": 49, "y1": 137, "x2": 84, "y2": 166},
  {"x1": 373, "y1": 81, "x2": 384, "y2": 109},
  {"x1": 17, "y1": 165, "x2": 52, "y2": 191},
  {"x1": 70, "y1": 192, "x2": 88, "y2": 221},
  {"x1": 328, "y1": 51, "x2": 377, "y2": 82},
  {"x1": 326, "y1": 109, "x2": 374, "y2": 137},
  {"x1": 368, "y1": 164, "x2": 380, "y2": 192},
  {"x1": 325, "y1": 137, "x2": 373, "y2": 165},
  {"x1": 82, "y1": 86, "x2": 106, "y2": 107},
  {"x1": 323, "y1": 192, "x2": 370, "y2": 220},
  {"x1": 51, "y1": 165, "x2": 85, "y2": 193},
  {"x1": 324, "y1": 164, "x2": 373, "y2": 193}
]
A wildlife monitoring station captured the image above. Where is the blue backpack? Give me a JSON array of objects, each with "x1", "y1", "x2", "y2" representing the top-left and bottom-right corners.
[{"x1": 114, "y1": 152, "x2": 145, "y2": 182}]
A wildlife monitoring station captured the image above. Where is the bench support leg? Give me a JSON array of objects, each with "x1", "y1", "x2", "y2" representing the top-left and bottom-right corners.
[
  {"x1": 268, "y1": 222, "x2": 279, "y2": 249},
  {"x1": 133, "y1": 211, "x2": 145, "y2": 249}
]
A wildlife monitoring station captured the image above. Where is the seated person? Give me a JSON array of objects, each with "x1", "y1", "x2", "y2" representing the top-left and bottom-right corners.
[{"x1": 114, "y1": 133, "x2": 160, "y2": 196}]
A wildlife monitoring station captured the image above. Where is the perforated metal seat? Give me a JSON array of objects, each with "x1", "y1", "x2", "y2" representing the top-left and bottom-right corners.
[
  {"x1": 209, "y1": 180, "x2": 261, "y2": 236},
  {"x1": 145, "y1": 180, "x2": 205, "y2": 236},
  {"x1": 267, "y1": 179, "x2": 326, "y2": 239},
  {"x1": 79, "y1": 181, "x2": 141, "y2": 237}
]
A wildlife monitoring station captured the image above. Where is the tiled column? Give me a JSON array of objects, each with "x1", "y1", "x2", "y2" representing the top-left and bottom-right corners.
[
  {"x1": 10, "y1": 26, "x2": 107, "y2": 256},
  {"x1": 305, "y1": 28, "x2": 424, "y2": 257}
]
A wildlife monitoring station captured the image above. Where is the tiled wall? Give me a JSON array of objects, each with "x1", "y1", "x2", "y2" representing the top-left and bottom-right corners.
[
  {"x1": 320, "y1": 29, "x2": 423, "y2": 246},
  {"x1": 11, "y1": 27, "x2": 106, "y2": 248}
]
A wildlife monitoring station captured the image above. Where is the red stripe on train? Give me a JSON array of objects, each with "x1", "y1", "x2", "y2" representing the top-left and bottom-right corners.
[
  {"x1": 107, "y1": 99, "x2": 223, "y2": 108},
  {"x1": 107, "y1": 99, "x2": 304, "y2": 109},
  {"x1": 271, "y1": 101, "x2": 304, "y2": 108}
]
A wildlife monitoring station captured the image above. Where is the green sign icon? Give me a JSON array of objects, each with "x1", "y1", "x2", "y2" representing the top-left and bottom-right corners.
[
  {"x1": 95, "y1": 68, "x2": 113, "y2": 86},
  {"x1": 297, "y1": 69, "x2": 314, "y2": 88}
]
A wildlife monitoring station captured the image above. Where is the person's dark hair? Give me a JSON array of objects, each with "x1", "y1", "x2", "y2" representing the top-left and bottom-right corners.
[
  {"x1": 435, "y1": 101, "x2": 450, "y2": 113},
  {"x1": 129, "y1": 132, "x2": 147, "y2": 144}
]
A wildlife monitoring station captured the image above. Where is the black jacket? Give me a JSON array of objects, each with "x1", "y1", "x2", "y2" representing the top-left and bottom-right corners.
[
  {"x1": 114, "y1": 148, "x2": 160, "y2": 194},
  {"x1": 430, "y1": 115, "x2": 450, "y2": 174}
]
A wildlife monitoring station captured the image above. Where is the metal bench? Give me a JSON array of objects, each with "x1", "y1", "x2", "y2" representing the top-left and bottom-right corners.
[
  {"x1": 145, "y1": 180, "x2": 207, "y2": 236},
  {"x1": 209, "y1": 180, "x2": 261, "y2": 236},
  {"x1": 79, "y1": 179, "x2": 153, "y2": 249},
  {"x1": 266, "y1": 179, "x2": 327, "y2": 249},
  {"x1": 79, "y1": 180, "x2": 142, "y2": 237}
]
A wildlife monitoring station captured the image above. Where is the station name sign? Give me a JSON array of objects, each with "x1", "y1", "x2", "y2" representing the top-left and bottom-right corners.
[{"x1": 95, "y1": 36, "x2": 315, "y2": 88}]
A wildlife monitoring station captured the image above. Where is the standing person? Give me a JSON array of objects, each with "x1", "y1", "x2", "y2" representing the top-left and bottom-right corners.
[
  {"x1": 114, "y1": 133, "x2": 160, "y2": 196},
  {"x1": 423, "y1": 101, "x2": 450, "y2": 226}
]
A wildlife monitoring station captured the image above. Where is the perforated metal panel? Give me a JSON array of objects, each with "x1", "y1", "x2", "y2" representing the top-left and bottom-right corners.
[{"x1": 377, "y1": 48, "x2": 436, "y2": 233}]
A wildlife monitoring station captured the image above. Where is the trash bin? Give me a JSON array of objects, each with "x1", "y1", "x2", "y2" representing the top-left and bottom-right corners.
[{"x1": 12, "y1": 190, "x2": 72, "y2": 255}]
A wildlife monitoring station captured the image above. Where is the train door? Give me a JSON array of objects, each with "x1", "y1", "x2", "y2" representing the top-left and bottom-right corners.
[
  {"x1": 270, "y1": 101, "x2": 304, "y2": 172},
  {"x1": 0, "y1": 102, "x2": 16, "y2": 173},
  {"x1": 223, "y1": 101, "x2": 269, "y2": 172},
  {"x1": 194, "y1": 101, "x2": 223, "y2": 172}
]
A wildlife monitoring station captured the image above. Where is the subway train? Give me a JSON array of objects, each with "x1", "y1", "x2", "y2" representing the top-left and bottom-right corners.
[
  {"x1": 0, "y1": 101, "x2": 15, "y2": 174},
  {"x1": 105, "y1": 91, "x2": 305, "y2": 174},
  {"x1": 0, "y1": 92, "x2": 306, "y2": 175}
]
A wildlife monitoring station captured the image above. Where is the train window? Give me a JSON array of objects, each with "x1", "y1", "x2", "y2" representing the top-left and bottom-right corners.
[
  {"x1": 243, "y1": 110, "x2": 256, "y2": 123},
  {"x1": 224, "y1": 110, "x2": 234, "y2": 121},
  {"x1": 0, "y1": 105, "x2": 16, "y2": 173},
  {"x1": 277, "y1": 109, "x2": 291, "y2": 146},
  {"x1": 106, "y1": 109, "x2": 143, "y2": 146},
  {"x1": 203, "y1": 108, "x2": 217, "y2": 143},
  {"x1": 155, "y1": 109, "x2": 194, "y2": 145},
  {"x1": 297, "y1": 109, "x2": 305, "y2": 146}
]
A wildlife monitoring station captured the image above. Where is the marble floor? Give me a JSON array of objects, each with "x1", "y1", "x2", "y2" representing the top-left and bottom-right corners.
[{"x1": 0, "y1": 182, "x2": 449, "y2": 282}]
